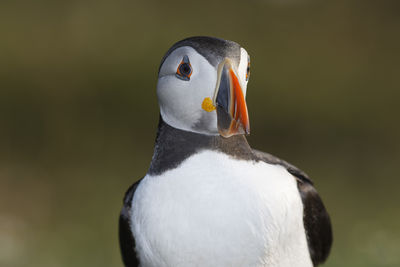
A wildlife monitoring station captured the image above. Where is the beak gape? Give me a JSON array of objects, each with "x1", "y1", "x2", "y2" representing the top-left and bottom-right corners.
[{"x1": 213, "y1": 59, "x2": 250, "y2": 138}]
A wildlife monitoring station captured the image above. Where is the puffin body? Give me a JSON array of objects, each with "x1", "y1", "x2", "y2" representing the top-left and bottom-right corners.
[{"x1": 119, "y1": 37, "x2": 332, "y2": 267}]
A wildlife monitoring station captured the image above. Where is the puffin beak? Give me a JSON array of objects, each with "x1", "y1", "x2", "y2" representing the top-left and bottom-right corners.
[{"x1": 213, "y1": 58, "x2": 250, "y2": 138}]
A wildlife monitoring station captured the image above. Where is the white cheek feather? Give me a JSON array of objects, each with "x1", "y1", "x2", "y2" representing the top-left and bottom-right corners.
[
  {"x1": 237, "y1": 47, "x2": 249, "y2": 96},
  {"x1": 157, "y1": 47, "x2": 218, "y2": 134},
  {"x1": 131, "y1": 150, "x2": 313, "y2": 267}
]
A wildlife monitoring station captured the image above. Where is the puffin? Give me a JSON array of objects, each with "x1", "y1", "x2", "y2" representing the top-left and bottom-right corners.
[{"x1": 119, "y1": 36, "x2": 332, "y2": 267}]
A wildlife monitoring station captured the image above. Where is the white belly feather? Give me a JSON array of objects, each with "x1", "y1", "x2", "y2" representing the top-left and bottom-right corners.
[{"x1": 130, "y1": 150, "x2": 312, "y2": 267}]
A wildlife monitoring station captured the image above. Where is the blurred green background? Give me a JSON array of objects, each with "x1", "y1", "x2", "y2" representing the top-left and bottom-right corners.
[{"x1": 1, "y1": 0, "x2": 399, "y2": 266}]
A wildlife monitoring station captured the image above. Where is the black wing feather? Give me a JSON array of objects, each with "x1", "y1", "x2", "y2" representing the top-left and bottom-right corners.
[
  {"x1": 119, "y1": 180, "x2": 142, "y2": 267},
  {"x1": 253, "y1": 149, "x2": 333, "y2": 266},
  {"x1": 297, "y1": 179, "x2": 333, "y2": 265}
]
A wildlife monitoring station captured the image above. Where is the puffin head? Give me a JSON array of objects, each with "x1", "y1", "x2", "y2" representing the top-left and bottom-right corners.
[{"x1": 157, "y1": 36, "x2": 251, "y2": 138}]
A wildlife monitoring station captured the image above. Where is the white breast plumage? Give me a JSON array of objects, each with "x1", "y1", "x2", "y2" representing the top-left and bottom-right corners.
[{"x1": 130, "y1": 150, "x2": 313, "y2": 267}]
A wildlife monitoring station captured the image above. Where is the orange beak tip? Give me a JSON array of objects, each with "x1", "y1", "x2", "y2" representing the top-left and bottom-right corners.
[{"x1": 215, "y1": 59, "x2": 250, "y2": 138}]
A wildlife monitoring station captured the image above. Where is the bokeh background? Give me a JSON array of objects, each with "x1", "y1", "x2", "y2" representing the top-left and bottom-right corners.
[{"x1": 1, "y1": 0, "x2": 399, "y2": 266}]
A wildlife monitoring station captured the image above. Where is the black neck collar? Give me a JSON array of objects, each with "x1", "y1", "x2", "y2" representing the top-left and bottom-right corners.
[{"x1": 148, "y1": 117, "x2": 256, "y2": 175}]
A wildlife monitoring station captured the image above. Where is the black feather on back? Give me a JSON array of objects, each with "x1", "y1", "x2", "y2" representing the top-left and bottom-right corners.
[
  {"x1": 119, "y1": 181, "x2": 142, "y2": 267},
  {"x1": 297, "y1": 180, "x2": 333, "y2": 265}
]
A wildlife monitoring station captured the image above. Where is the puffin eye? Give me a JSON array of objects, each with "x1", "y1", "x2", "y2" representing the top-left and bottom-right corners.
[
  {"x1": 176, "y1": 55, "x2": 192, "y2": 81},
  {"x1": 246, "y1": 56, "x2": 250, "y2": 81}
]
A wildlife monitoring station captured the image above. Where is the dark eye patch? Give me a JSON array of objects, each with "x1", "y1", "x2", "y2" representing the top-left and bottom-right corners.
[
  {"x1": 179, "y1": 63, "x2": 191, "y2": 76},
  {"x1": 176, "y1": 55, "x2": 193, "y2": 81}
]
